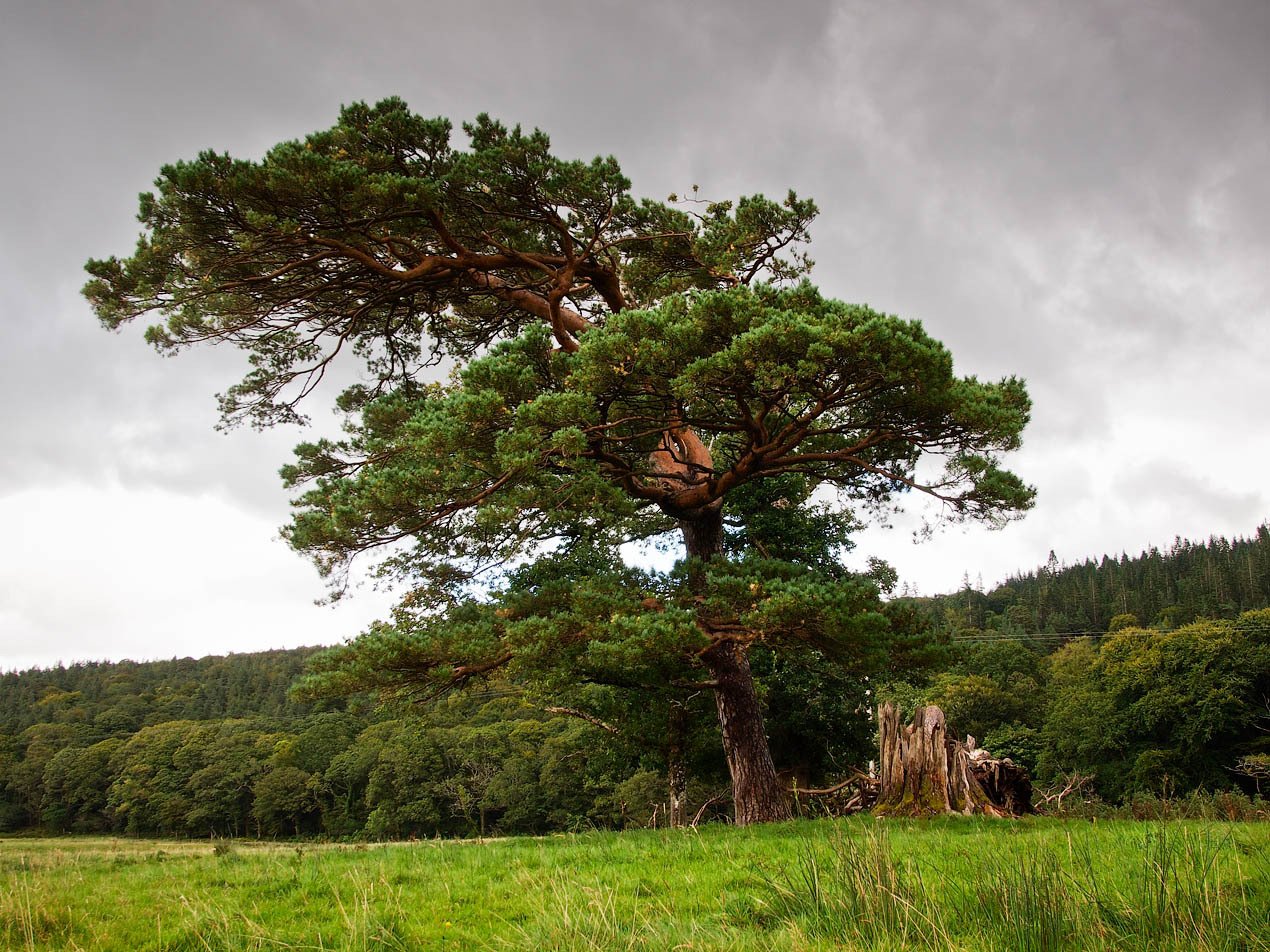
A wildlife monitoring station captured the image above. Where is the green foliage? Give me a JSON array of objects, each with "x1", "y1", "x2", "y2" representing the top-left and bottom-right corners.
[
  {"x1": 982, "y1": 724, "x2": 1043, "y2": 775},
  {"x1": 912, "y1": 635, "x2": 1049, "y2": 744},
  {"x1": 106, "y1": 720, "x2": 201, "y2": 835},
  {"x1": 251, "y1": 766, "x2": 320, "y2": 836},
  {"x1": 39, "y1": 738, "x2": 121, "y2": 832},
  {"x1": 5, "y1": 531, "x2": 1270, "y2": 834},
  {"x1": 0, "y1": 647, "x2": 708, "y2": 838},
  {"x1": 85, "y1": 98, "x2": 1038, "y2": 824},
  {"x1": 872, "y1": 680, "x2": 930, "y2": 718},
  {"x1": 85, "y1": 99, "x2": 819, "y2": 429},
  {"x1": 950, "y1": 636, "x2": 1044, "y2": 687},
  {"x1": 277, "y1": 283, "x2": 1033, "y2": 593},
  {"x1": 1039, "y1": 612, "x2": 1270, "y2": 799},
  {"x1": 85, "y1": 97, "x2": 1035, "y2": 610},
  {"x1": 1109, "y1": 612, "x2": 1139, "y2": 633},
  {"x1": 0, "y1": 649, "x2": 323, "y2": 736},
  {"x1": 1, "y1": 608, "x2": 1268, "y2": 835},
  {"x1": 604, "y1": 769, "x2": 667, "y2": 828},
  {"x1": 928, "y1": 673, "x2": 1030, "y2": 743},
  {"x1": 750, "y1": 644, "x2": 875, "y2": 778}
]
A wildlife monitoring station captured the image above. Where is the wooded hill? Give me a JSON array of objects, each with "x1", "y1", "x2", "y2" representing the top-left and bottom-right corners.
[
  {"x1": 914, "y1": 523, "x2": 1270, "y2": 634},
  {"x1": 2, "y1": 527, "x2": 1267, "y2": 836},
  {"x1": 0, "y1": 649, "x2": 322, "y2": 734}
]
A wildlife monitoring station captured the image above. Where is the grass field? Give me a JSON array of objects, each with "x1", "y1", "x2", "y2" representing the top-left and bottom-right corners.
[{"x1": 2, "y1": 817, "x2": 1267, "y2": 951}]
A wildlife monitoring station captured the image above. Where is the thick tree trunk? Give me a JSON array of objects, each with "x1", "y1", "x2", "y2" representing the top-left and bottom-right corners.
[
  {"x1": 701, "y1": 639, "x2": 791, "y2": 824},
  {"x1": 875, "y1": 702, "x2": 1032, "y2": 817},
  {"x1": 680, "y1": 511, "x2": 724, "y2": 563},
  {"x1": 679, "y1": 509, "x2": 791, "y2": 826}
]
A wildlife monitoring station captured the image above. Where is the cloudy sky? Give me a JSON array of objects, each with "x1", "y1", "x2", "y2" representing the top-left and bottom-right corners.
[{"x1": 2, "y1": 1, "x2": 1267, "y2": 669}]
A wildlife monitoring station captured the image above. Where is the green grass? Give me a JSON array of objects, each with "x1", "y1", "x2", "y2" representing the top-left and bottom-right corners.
[{"x1": 2, "y1": 818, "x2": 1267, "y2": 950}]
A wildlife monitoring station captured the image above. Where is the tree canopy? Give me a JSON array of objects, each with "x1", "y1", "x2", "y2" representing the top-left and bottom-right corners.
[{"x1": 86, "y1": 98, "x2": 1034, "y2": 823}]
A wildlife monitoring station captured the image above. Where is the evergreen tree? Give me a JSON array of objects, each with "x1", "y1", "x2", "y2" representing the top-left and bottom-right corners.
[{"x1": 86, "y1": 99, "x2": 1033, "y2": 823}]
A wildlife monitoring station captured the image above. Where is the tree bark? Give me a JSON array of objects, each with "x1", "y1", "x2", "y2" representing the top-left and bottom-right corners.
[
  {"x1": 667, "y1": 702, "x2": 688, "y2": 828},
  {"x1": 874, "y1": 702, "x2": 1032, "y2": 817},
  {"x1": 680, "y1": 510, "x2": 724, "y2": 562},
  {"x1": 701, "y1": 639, "x2": 791, "y2": 824},
  {"x1": 679, "y1": 508, "x2": 791, "y2": 825}
]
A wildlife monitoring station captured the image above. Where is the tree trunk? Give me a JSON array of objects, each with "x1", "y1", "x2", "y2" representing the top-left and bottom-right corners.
[
  {"x1": 701, "y1": 639, "x2": 791, "y2": 825},
  {"x1": 667, "y1": 702, "x2": 688, "y2": 828},
  {"x1": 875, "y1": 702, "x2": 1032, "y2": 817},
  {"x1": 680, "y1": 509, "x2": 791, "y2": 826},
  {"x1": 680, "y1": 510, "x2": 724, "y2": 564}
]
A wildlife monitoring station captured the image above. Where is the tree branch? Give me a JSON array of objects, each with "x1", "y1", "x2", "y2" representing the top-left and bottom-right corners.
[{"x1": 544, "y1": 706, "x2": 620, "y2": 734}]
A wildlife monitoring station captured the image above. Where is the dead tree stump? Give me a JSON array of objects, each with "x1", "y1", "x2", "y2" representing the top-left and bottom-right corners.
[{"x1": 874, "y1": 702, "x2": 1032, "y2": 817}]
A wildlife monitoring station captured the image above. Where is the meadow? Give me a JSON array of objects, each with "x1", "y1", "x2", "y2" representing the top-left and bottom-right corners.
[{"x1": 2, "y1": 817, "x2": 1267, "y2": 951}]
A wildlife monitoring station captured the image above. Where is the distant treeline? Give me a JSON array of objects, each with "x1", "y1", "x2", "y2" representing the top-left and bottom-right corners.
[
  {"x1": 0, "y1": 649, "x2": 322, "y2": 734},
  {"x1": 0, "y1": 645, "x2": 862, "y2": 837},
  {"x1": 2, "y1": 528, "x2": 1268, "y2": 836},
  {"x1": 4, "y1": 694, "x2": 695, "y2": 839},
  {"x1": 876, "y1": 525, "x2": 1270, "y2": 803},
  {"x1": 915, "y1": 523, "x2": 1270, "y2": 634}
]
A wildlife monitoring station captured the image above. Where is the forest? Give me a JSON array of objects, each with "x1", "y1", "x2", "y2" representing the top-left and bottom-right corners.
[{"x1": 3, "y1": 526, "x2": 1267, "y2": 838}]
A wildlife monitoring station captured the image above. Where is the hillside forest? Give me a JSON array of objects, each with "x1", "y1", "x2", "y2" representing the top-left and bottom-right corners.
[{"x1": 3, "y1": 526, "x2": 1268, "y2": 838}]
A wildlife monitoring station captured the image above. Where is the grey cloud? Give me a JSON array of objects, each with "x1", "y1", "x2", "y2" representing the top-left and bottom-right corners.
[
  {"x1": 1112, "y1": 462, "x2": 1266, "y2": 533},
  {"x1": 2, "y1": 1, "x2": 1268, "y2": 661}
]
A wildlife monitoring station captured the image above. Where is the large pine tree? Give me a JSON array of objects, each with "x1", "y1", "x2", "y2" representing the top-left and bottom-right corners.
[{"x1": 86, "y1": 99, "x2": 1033, "y2": 823}]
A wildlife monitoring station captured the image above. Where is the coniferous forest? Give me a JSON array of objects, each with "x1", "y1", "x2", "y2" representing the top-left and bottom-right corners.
[
  {"x1": 3, "y1": 526, "x2": 1267, "y2": 837},
  {"x1": 923, "y1": 524, "x2": 1270, "y2": 634}
]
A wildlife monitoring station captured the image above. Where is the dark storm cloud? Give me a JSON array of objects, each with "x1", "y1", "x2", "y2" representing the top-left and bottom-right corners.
[{"x1": 1, "y1": 1, "x2": 1267, "y2": 663}]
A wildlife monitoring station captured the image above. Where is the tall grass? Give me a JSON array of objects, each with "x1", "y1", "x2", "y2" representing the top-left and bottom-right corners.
[
  {"x1": 2, "y1": 820, "x2": 1266, "y2": 950},
  {"x1": 1075, "y1": 824, "x2": 1270, "y2": 950},
  {"x1": 764, "y1": 826, "x2": 949, "y2": 947},
  {"x1": 760, "y1": 822, "x2": 1270, "y2": 951}
]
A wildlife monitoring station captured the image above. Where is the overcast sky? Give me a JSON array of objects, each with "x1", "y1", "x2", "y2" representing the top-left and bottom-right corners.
[{"x1": 2, "y1": 0, "x2": 1268, "y2": 669}]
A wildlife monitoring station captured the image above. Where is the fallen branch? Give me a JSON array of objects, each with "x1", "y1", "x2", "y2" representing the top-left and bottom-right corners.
[
  {"x1": 792, "y1": 768, "x2": 874, "y2": 796},
  {"x1": 691, "y1": 788, "x2": 731, "y2": 827},
  {"x1": 1035, "y1": 770, "x2": 1096, "y2": 810}
]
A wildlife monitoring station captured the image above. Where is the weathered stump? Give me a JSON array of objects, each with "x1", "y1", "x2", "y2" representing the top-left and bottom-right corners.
[
  {"x1": 874, "y1": 702, "x2": 1032, "y2": 817},
  {"x1": 967, "y1": 744, "x2": 1034, "y2": 816}
]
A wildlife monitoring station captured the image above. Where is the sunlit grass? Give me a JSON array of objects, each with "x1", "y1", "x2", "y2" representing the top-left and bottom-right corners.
[{"x1": 2, "y1": 818, "x2": 1267, "y2": 950}]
